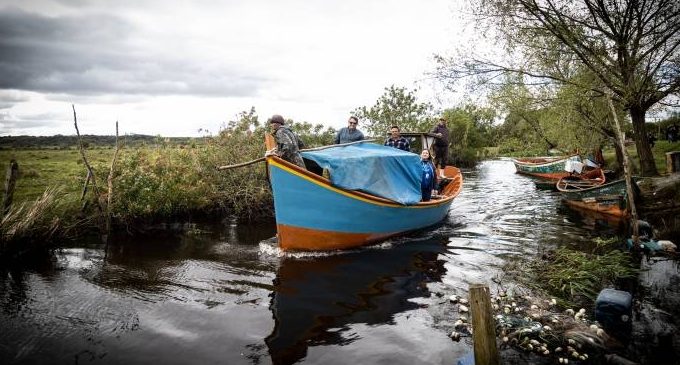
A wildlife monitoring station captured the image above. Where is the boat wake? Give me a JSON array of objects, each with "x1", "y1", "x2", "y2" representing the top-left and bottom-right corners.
[{"x1": 257, "y1": 236, "x2": 398, "y2": 259}]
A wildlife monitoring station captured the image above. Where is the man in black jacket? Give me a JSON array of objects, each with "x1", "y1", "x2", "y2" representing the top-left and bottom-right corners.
[{"x1": 430, "y1": 118, "x2": 449, "y2": 178}]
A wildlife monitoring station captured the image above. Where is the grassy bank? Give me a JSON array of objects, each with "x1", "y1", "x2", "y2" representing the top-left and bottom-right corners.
[
  {"x1": 602, "y1": 140, "x2": 680, "y2": 175},
  {"x1": 1, "y1": 118, "x2": 336, "y2": 255},
  {"x1": 504, "y1": 238, "x2": 638, "y2": 308}
]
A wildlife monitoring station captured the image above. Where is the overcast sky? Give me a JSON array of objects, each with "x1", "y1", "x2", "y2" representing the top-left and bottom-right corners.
[{"x1": 0, "y1": 0, "x2": 467, "y2": 136}]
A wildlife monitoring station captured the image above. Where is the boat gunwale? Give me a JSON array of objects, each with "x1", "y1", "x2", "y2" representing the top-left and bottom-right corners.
[
  {"x1": 559, "y1": 177, "x2": 637, "y2": 196},
  {"x1": 511, "y1": 154, "x2": 579, "y2": 168}
]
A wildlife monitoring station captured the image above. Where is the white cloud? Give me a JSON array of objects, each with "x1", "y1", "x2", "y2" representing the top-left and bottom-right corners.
[{"x1": 0, "y1": 0, "x2": 464, "y2": 136}]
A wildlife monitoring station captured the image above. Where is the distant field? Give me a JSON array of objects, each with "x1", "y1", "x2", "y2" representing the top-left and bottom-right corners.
[{"x1": 1, "y1": 148, "x2": 117, "y2": 203}]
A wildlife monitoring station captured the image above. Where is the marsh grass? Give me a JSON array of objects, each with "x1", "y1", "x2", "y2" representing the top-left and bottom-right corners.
[
  {"x1": 506, "y1": 238, "x2": 638, "y2": 308},
  {"x1": 0, "y1": 187, "x2": 82, "y2": 254},
  {"x1": 0, "y1": 114, "x2": 336, "y2": 251}
]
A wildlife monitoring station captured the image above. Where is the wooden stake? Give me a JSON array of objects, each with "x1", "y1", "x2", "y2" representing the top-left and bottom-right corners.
[
  {"x1": 3, "y1": 159, "x2": 18, "y2": 215},
  {"x1": 80, "y1": 170, "x2": 92, "y2": 212},
  {"x1": 470, "y1": 284, "x2": 499, "y2": 365},
  {"x1": 72, "y1": 105, "x2": 106, "y2": 233},
  {"x1": 106, "y1": 121, "x2": 120, "y2": 237},
  {"x1": 606, "y1": 94, "x2": 640, "y2": 244}
]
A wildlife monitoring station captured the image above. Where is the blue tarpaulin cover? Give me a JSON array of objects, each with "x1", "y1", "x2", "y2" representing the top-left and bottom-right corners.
[{"x1": 301, "y1": 142, "x2": 422, "y2": 205}]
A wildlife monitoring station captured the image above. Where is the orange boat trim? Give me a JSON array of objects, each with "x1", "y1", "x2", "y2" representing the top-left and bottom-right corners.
[{"x1": 277, "y1": 224, "x2": 400, "y2": 251}]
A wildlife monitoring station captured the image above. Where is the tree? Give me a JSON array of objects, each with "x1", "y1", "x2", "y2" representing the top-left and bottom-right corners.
[
  {"x1": 353, "y1": 85, "x2": 433, "y2": 137},
  {"x1": 437, "y1": 0, "x2": 680, "y2": 176}
]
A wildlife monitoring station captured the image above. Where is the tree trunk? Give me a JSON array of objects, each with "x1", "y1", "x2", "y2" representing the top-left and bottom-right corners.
[
  {"x1": 630, "y1": 107, "x2": 658, "y2": 176},
  {"x1": 613, "y1": 141, "x2": 625, "y2": 174}
]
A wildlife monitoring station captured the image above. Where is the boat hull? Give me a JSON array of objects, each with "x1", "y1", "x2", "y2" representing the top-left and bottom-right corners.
[
  {"x1": 268, "y1": 158, "x2": 460, "y2": 251},
  {"x1": 560, "y1": 178, "x2": 637, "y2": 217},
  {"x1": 512, "y1": 156, "x2": 579, "y2": 180},
  {"x1": 560, "y1": 178, "x2": 630, "y2": 200},
  {"x1": 562, "y1": 195, "x2": 626, "y2": 217}
]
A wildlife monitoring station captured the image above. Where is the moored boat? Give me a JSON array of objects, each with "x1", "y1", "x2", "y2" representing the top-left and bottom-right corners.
[
  {"x1": 560, "y1": 178, "x2": 638, "y2": 217},
  {"x1": 556, "y1": 168, "x2": 606, "y2": 192},
  {"x1": 512, "y1": 155, "x2": 581, "y2": 180},
  {"x1": 265, "y1": 138, "x2": 463, "y2": 251}
]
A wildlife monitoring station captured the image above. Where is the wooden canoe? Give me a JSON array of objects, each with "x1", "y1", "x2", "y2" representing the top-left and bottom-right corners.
[{"x1": 556, "y1": 168, "x2": 606, "y2": 192}]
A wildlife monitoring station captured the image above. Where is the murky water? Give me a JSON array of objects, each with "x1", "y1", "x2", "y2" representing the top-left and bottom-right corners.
[{"x1": 0, "y1": 160, "x2": 673, "y2": 364}]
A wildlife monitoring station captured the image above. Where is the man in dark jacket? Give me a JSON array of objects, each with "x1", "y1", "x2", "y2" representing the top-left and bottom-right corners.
[
  {"x1": 265, "y1": 114, "x2": 306, "y2": 169},
  {"x1": 430, "y1": 118, "x2": 449, "y2": 178}
]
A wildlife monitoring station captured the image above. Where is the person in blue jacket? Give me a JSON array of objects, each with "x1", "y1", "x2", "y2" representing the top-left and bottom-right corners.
[{"x1": 419, "y1": 149, "x2": 438, "y2": 201}]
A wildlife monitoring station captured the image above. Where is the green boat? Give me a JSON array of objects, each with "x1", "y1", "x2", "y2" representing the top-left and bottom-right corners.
[
  {"x1": 560, "y1": 178, "x2": 639, "y2": 217},
  {"x1": 512, "y1": 155, "x2": 581, "y2": 180}
]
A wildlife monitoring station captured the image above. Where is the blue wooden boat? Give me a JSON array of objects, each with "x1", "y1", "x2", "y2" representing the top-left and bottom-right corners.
[{"x1": 265, "y1": 138, "x2": 463, "y2": 251}]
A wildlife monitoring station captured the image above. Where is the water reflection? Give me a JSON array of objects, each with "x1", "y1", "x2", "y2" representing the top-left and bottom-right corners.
[{"x1": 266, "y1": 239, "x2": 448, "y2": 364}]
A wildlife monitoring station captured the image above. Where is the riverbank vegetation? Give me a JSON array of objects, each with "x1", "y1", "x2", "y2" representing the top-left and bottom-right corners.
[
  {"x1": 0, "y1": 108, "x2": 336, "y2": 256},
  {"x1": 504, "y1": 238, "x2": 638, "y2": 309}
]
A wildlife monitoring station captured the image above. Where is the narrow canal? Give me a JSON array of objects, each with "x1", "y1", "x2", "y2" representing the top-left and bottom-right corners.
[{"x1": 0, "y1": 160, "x2": 674, "y2": 364}]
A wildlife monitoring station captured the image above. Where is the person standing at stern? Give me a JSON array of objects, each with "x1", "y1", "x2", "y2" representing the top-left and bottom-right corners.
[{"x1": 430, "y1": 117, "x2": 450, "y2": 178}]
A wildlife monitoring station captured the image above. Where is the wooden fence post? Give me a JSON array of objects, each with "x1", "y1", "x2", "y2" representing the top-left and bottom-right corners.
[
  {"x1": 470, "y1": 284, "x2": 499, "y2": 365},
  {"x1": 3, "y1": 159, "x2": 19, "y2": 215},
  {"x1": 666, "y1": 152, "x2": 680, "y2": 174}
]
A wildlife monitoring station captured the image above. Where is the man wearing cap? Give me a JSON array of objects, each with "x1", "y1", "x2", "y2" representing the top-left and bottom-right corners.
[
  {"x1": 430, "y1": 117, "x2": 449, "y2": 178},
  {"x1": 334, "y1": 116, "x2": 365, "y2": 144},
  {"x1": 265, "y1": 114, "x2": 306, "y2": 169}
]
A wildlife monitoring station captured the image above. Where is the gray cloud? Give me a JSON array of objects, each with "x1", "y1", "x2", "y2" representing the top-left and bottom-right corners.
[
  {"x1": 0, "y1": 111, "x2": 59, "y2": 131},
  {"x1": 0, "y1": 8, "x2": 269, "y2": 97},
  {"x1": 0, "y1": 90, "x2": 31, "y2": 109}
]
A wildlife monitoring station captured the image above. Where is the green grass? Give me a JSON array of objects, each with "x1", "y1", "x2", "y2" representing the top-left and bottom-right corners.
[
  {"x1": 1, "y1": 148, "x2": 115, "y2": 202},
  {"x1": 603, "y1": 140, "x2": 680, "y2": 175}
]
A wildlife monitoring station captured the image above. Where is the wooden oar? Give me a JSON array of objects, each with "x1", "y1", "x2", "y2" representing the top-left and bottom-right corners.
[
  {"x1": 217, "y1": 157, "x2": 266, "y2": 170},
  {"x1": 216, "y1": 139, "x2": 376, "y2": 170}
]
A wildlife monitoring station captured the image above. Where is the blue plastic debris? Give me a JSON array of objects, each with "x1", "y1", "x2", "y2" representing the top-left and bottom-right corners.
[
  {"x1": 595, "y1": 288, "x2": 633, "y2": 337},
  {"x1": 626, "y1": 238, "x2": 661, "y2": 252}
]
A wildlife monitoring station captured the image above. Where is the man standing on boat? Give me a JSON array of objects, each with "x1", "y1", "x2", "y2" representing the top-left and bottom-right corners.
[
  {"x1": 334, "y1": 116, "x2": 365, "y2": 144},
  {"x1": 265, "y1": 114, "x2": 306, "y2": 169},
  {"x1": 430, "y1": 117, "x2": 449, "y2": 178},
  {"x1": 384, "y1": 125, "x2": 410, "y2": 151}
]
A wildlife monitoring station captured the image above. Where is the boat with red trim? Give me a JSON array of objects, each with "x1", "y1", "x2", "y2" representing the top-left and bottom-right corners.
[{"x1": 512, "y1": 155, "x2": 581, "y2": 180}]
